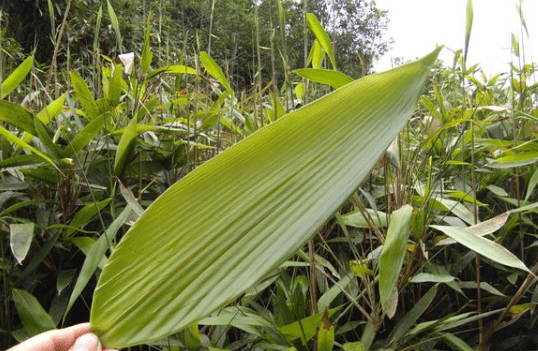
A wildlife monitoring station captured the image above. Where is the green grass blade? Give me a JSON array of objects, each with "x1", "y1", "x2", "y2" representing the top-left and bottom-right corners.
[
  {"x1": 90, "y1": 47, "x2": 441, "y2": 348},
  {"x1": 1, "y1": 56, "x2": 33, "y2": 99},
  {"x1": 378, "y1": 204, "x2": 413, "y2": 310},
  {"x1": 293, "y1": 68, "x2": 353, "y2": 89}
]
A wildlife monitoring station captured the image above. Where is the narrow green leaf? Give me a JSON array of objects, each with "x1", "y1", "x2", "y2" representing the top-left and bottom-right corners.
[
  {"x1": 12, "y1": 288, "x2": 56, "y2": 338},
  {"x1": 340, "y1": 208, "x2": 387, "y2": 228},
  {"x1": 309, "y1": 40, "x2": 325, "y2": 69},
  {"x1": 10, "y1": 223, "x2": 35, "y2": 264},
  {"x1": 57, "y1": 269, "x2": 77, "y2": 295},
  {"x1": 431, "y1": 224, "x2": 531, "y2": 273},
  {"x1": 141, "y1": 15, "x2": 153, "y2": 74},
  {"x1": 146, "y1": 65, "x2": 197, "y2": 81},
  {"x1": 65, "y1": 207, "x2": 132, "y2": 317},
  {"x1": 36, "y1": 94, "x2": 66, "y2": 125},
  {"x1": 280, "y1": 309, "x2": 338, "y2": 344},
  {"x1": 343, "y1": 342, "x2": 366, "y2": 351},
  {"x1": 63, "y1": 114, "x2": 106, "y2": 157},
  {"x1": 463, "y1": 0, "x2": 473, "y2": 64},
  {"x1": 90, "y1": 48, "x2": 441, "y2": 348},
  {"x1": 436, "y1": 211, "x2": 510, "y2": 246},
  {"x1": 317, "y1": 311, "x2": 334, "y2": 351},
  {"x1": 67, "y1": 199, "x2": 112, "y2": 237},
  {"x1": 0, "y1": 101, "x2": 36, "y2": 134},
  {"x1": 0, "y1": 125, "x2": 59, "y2": 171},
  {"x1": 1, "y1": 56, "x2": 33, "y2": 99},
  {"x1": 306, "y1": 13, "x2": 336, "y2": 70},
  {"x1": 293, "y1": 69, "x2": 354, "y2": 89},
  {"x1": 200, "y1": 52, "x2": 233, "y2": 95},
  {"x1": 317, "y1": 273, "x2": 354, "y2": 312},
  {"x1": 71, "y1": 71, "x2": 100, "y2": 120},
  {"x1": 409, "y1": 273, "x2": 456, "y2": 284},
  {"x1": 107, "y1": 64, "x2": 123, "y2": 106},
  {"x1": 442, "y1": 333, "x2": 474, "y2": 351},
  {"x1": 525, "y1": 166, "x2": 538, "y2": 202},
  {"x1": 34, "y1": 119, "x2": 61, "y2": 159},
  {"x1": 113, "y1": 116, "x2": 139, "y2": 177},
  {"x1": 379, "y1": 205, "x2": 413, "y2": 310},
  {"x1": 387, "y1": 285, "x2": 437, "y2": 345},
  {"x1": 107, "y1": 0, "x2": 123, "y2": 49}
]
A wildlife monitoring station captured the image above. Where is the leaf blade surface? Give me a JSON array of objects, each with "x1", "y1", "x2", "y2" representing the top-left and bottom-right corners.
[{"x1": 90, "y1": 48, "x2": 441, "y2": 348}]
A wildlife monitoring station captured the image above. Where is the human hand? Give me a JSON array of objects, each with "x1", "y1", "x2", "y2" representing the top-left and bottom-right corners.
[{"x1": 7, "y1": 323, "x2": 116, "y2": 351}]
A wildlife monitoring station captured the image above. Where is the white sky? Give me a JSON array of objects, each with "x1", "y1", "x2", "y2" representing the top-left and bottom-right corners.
[{"x1": 373, "y1": 0, "x2": 538, "y2": 75}]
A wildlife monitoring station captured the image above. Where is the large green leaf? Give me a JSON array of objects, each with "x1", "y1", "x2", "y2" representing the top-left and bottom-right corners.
[{"x1": 90, "y1": 47, "x2": 441, "y2": 348}]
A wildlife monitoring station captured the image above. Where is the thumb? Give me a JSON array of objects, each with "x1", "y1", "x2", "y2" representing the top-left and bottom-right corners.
[{"x1": 71, "y1": 334, "x2": 102, "y2": 351}]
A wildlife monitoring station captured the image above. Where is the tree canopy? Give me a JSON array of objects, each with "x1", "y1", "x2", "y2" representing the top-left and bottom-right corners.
[{"x1": 0, "y1": 0, "x2": 390, "y2": 88}]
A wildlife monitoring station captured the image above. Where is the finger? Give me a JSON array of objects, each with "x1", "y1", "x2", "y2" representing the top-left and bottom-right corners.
[
  {"x1": 69, "y1": 334, "x2": 101, "y2": 351},
  {"x1": 7, "y1": 323, "x2": 91, "y2": 351}
]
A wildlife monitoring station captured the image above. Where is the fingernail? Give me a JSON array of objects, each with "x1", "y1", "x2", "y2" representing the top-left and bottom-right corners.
[{"x1": 74, "y1": 334, "x2": 102, "y2": 351}]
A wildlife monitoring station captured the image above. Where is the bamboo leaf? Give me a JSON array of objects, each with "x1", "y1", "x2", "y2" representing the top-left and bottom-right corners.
[
  {"x1": 65, "y1": 207, "x2": 132, "y2": 317},
  {"x1": 90, "y1": 48, "x2": 441, "y2": 348},
  {"x1": 306, "y1": 13, "x2": 336, "y2": 70},
  {"x1": 463, "y1": 0, "x2": 473, "y2": 64},
  {"x1": 1, "y1": 56, "x2": 33, "y2": 99},
  {"x1": 67, "y1": 199, "x2": 112, "y2": 237},
  {"x1": 63, "y1": 114, "x2": 106, "y2": 157},
  {"x1": 378, "y1": 205, "x2": 413, "y2": 310},
  {"x1": 36, "y1": 94, "x2": 66, "y2": 125},
  {"x1": 12, "y1": 288, "x2": 56, "y2": 338},
  {"x1": 343, "y1": 342, "x2": 365, "y2": 351},
  {"x1": 294, "y1": 69, "x2": 354, "y2": 89},
  {"x1": 71, "y1": 71, "x2": 100, "y2": 120},
  {"x1": 10, "y1": 223, "x2": 35, "y2": 264},
  {"x1": 141, "y1": 16, "x2": 153, "y2": 74},
  {"x1": 107, "y1": 0, "x2": 122, "y2": 49},
  {"x1": 0, "y1": 101, "x2": 36, "y2": 134},
  {"x1": 387, "y1": 285, "x2": 438, "y2": 345},
  {"x1": 200, "y1": 52, "x2": 233, "y2": 95},
  {"x1": 0, "y1": 125, "x2": 59, "y2": 171},
  {"x1": 442, "y1": 333, "x2": 474, "y2": 351},
  {"x1": 146, "y1": 65, "x2": 197, "y2": 81},
  {"x1": 431, "y1": 224, "x2": 531, "y2": 273},
  {"x1": 113, "y1": 116, "x2": 139, "y2": 177},
  {"x1": 317, "y1": 309, "x2": 335, "y2": 351}
]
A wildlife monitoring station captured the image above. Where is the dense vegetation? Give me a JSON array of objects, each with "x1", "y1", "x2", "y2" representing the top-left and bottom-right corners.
[{"x1": 1, "y1": 0, "x2": 537, "y2": 350}]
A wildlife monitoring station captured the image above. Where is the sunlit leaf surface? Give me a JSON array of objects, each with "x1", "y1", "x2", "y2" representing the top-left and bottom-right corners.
[{"x1": 90, "y1": 48, "x2": 441, "y2": 348}]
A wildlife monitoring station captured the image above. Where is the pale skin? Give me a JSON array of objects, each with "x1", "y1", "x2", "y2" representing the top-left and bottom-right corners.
[{"x1": 7, "y1": 323, "x2": 116, "y2": 351}]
